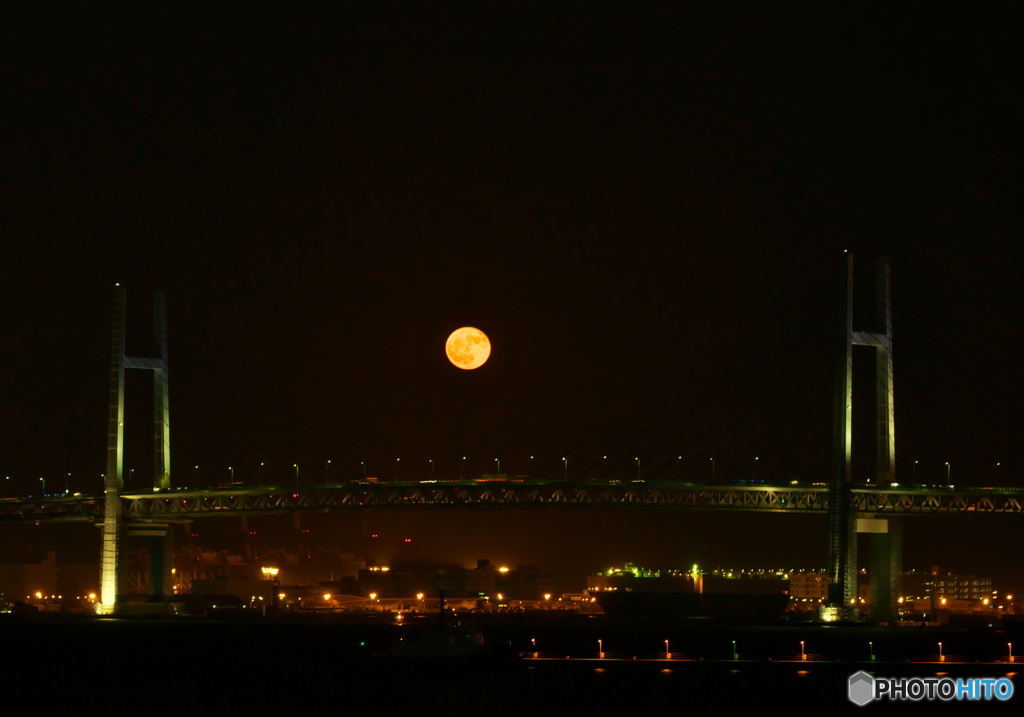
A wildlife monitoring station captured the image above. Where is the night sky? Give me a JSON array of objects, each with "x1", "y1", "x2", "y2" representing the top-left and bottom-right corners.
[{"x1": 1, "y1": 6, "x2": 1020, "y2": 590}]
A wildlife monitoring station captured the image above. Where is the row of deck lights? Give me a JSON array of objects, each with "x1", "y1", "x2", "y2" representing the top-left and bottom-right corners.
[
  {"x1": 4, "y1": 459, "x2": 1012, "y2": 495},
  {"x1": 550, "y1": 639, "x2": 1016, "y2": 663}
]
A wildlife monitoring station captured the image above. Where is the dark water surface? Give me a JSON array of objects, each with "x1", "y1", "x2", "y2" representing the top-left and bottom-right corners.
[{"x1": 3, "y1": 615, "x2": 1017, "y2": 715}]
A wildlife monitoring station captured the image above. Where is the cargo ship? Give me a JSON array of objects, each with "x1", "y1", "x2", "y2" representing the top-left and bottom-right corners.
[{"x1": 588, "y1": 564, "x2": 790, "y2": 624}]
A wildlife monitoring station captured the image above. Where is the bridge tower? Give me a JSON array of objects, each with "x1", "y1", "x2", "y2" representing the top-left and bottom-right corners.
[
  {"x1": 98, "y1": 286, "x2": 173, "y2": 614},
  {"x1": 826, "y1": 253, "x2": 901, "y2": 622}
]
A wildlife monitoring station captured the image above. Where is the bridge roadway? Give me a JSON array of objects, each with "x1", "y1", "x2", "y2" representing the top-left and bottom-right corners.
[{"x1": 1, "y1": 481, "x2": 1022, "y2": 524}]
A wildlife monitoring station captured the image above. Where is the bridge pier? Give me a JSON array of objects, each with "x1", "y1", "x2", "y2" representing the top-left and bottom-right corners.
[
  {"x1": 124, "y1": 523, "x2": 175, "y2": 600},
  {"x1": 859, "y1": 516, "x2": 903, "y2": 622}
]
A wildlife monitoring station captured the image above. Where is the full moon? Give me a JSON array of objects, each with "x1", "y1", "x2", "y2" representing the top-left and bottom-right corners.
[{"x1": 445, "y1": 327, "x2": 491, "y2": 370}]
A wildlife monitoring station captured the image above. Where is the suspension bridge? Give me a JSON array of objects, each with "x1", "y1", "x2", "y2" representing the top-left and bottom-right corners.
[{"x1": 0, "y1": 255, "x2": 1019, "y2": 620}]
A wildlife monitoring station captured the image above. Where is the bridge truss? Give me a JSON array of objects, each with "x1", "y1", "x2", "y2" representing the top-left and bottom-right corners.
[{"x1": 3, "y1": 482, "x2": 1022, "y2": 524}]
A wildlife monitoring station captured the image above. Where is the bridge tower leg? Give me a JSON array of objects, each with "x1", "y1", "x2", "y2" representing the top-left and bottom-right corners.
[
  {"x1": 825, "y1": 254, "x2": 898, "y2": 622},
  {"x1": 97, "y1": 286, "x2": 173, "y2": 615},
  {"x1": 98, "y1": 287, "x2": 127, "y2": 614}
]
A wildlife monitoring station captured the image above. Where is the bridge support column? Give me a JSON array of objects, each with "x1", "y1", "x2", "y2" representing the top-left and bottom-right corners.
[
  {"x1": 97, "y1": 287, "x2": 172, "y2": 614},
  {"x1": 825, "y1": 254, "x2": 895, "y2": 621},
  {"x1": 862, "y1": 516, "x2": 902, "y2": 622},
  {"x1": 98, "y1": 286, "x2": 126, "y2": 615},
  {"x1": 125, "y1": 524, "x2": 174, "y2": 600}
]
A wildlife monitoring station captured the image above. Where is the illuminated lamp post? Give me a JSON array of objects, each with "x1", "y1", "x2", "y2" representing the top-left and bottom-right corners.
[
  {"x1": 39, "y1": 476, "x2": 45, "y2": 496},
  {"x1": 325, "y1": 459, "x2": 331, "y2": 485},
  {"x1": 429, "y1": 459, "x2": 434, "y2": 480},
  {"x1": 229, "y1": 466, "x2": 234, "y2": 483},
  {"x1": 394, "y1": 458, "x2": 400, "y2": 482},
  {"x1": 912, "y1": 460, "x2": 918, "y2": 482},
  {"x1": 258, "y1": 462, "x2": 264, "y2": 486},
  {"x1": 945, "y1": 462, "x2": 951, "y2": 487},
  {"x1": 495, "y1": 458, "x2": 500, "y2": 477},
  {"x1": 360, "y1": 461, "x2": 366, "y2": 480},
  {"x1": 710, "y1": 457, "x2": 715, "y2": 482},
  {"x1": 563, "y1": 457, "x2": 568, "y2": 481},
  {"x1": 753, "y1": 456, "x2": 759, "y2": 482},
  {"x1": 635, "y1": 457, "x2": 640, "y2": 480},
  {"x1": 293, "y1": 463, "x2": 299, "y2": 484}
]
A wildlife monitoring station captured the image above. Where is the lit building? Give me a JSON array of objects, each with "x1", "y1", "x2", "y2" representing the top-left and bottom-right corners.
[
  {"x1": 788, "y1": 572, "x2": 829, "y2": 600},
  {"x1": 901, "y1": 568, "x2": 993, "y2": 602}
]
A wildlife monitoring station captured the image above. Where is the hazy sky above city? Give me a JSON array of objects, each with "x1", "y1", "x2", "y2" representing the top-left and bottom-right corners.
[{"x1": 1, "y1": 6, "x2": 1019, "y2": 588}]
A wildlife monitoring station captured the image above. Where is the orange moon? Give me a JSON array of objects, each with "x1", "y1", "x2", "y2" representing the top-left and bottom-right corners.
[{"x1": 445, "y1": 327, "x2": 491, "y2": 370}]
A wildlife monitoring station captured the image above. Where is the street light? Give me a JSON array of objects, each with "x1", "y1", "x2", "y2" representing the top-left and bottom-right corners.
[
  {"x1": 945, "y1": 462, "x2": 951, "y2": 487},
  {"x1": 360, "y1": 461, "x2": 366, "y2": 480},
  {"x1": 563, "y1": 457, "x2": 567, "y2": 481},
  {"x1": 394, "y1": 457, "x2": 400, "y2": 482},
  {"x1": 294, "y1": 463, "x2": 299, "y2": 483},
  {"x1": 754, "y1": 456, "x2": 759, "y2": 482},
  {"x1": 258, "y1": 462, "x2": 264, "y2": 486},
  {"x1": 710, "y1": 457, "x2": 715, "y2": 482},
  {"x1": 912, "y1": 460, "x2": 919, "y2": 482},
  {"x1": 461, "y1": 456, "x2": 466, "y2": 481},
  {"x1": 429, "y1": 459, "x2": 434, "y2": 480},
  {"x1": 325, "y1": 459, "x2": 331, "y2": 485},
  {"x1": 39, "y1": 476, "x2": 45, "y2": 496},
  {"x1": 495, "y1": 458, "x2": 500, "y2": 477},
  {"x1": 229, "y1": 466, "x2": 234, "y2": 483},
  {"x1": 635, "y1": 457, "x2": 640, "y2": 480}
]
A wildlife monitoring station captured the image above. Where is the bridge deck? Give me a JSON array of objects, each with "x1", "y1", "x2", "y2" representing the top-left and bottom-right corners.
[{"x1": 2, "y1": 482, "x2": 1022, "y2": 523}]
